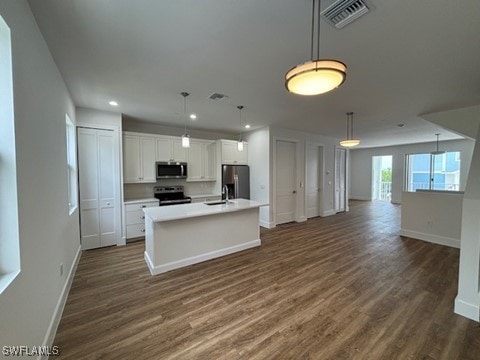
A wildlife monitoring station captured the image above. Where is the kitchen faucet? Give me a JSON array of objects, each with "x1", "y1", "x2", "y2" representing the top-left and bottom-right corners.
[{"x1": 223, "y1": 185, "x2": 230, "y2": 203}]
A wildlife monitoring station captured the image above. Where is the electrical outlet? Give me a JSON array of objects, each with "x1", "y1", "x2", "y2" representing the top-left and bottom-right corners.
[{"x1": 60, "y1": 263, "x2": 64, "y2": 276}]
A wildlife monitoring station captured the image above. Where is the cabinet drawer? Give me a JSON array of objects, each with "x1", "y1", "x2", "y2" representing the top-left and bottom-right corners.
[
  {"x1": 126, "y1": 210, "x2": 146, "y2": 225},
  {"x1": 126, "y1": 223, "x2": 146, "y2": 239},
  {"x1": 125, "y1": 202, "x2": 158, "y2": 212}
]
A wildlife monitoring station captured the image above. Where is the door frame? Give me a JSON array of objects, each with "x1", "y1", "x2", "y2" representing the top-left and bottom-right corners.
[
  {"x1": 76, "y1": 122, "x2": 124, "y2": 246},
  {"x1": 272, "y1": 136, "x2": 300, "y2": 226},
  {"x1": 334, "y1": 146, "x2": 348, "y2": 213},
  {"x1": 305, "y1": 141, "x2": 325, "y2": 218}
]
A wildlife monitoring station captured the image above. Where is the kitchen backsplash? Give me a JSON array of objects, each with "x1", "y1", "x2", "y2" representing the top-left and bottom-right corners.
[{"x1": 124, "y1": 180, "x2": 218, "y2": 200}]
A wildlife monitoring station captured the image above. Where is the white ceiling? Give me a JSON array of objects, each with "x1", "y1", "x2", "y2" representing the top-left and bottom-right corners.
[{"x1": 27, "y1": 0, "x2": 480, "y2": 148}]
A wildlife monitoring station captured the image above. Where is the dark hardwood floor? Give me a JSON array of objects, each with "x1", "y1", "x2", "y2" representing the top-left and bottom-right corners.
[{"x1": 54, "y1": 201, "x2": 480, "y2": 359}]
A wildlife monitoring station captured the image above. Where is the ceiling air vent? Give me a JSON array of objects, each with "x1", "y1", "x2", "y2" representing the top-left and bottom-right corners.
[
  {"x1": 321, "y1": 0, "x2": 372, "y2": 29},
  {"x1": 208, "y1": 93, "x2": 229, "y2": 101}
]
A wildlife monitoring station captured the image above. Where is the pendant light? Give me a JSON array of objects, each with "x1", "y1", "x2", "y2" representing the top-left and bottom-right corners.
[
  {"x1": 237, "y1": 105, "x2": 244, "y2": 152},
  {"x1": 285, "y1": 0, "x2": 347, "y2": 96},
  {"x1": 339, "y1": 112, "x2": 360, "y2": 147},
  {"x1": 180, "y1": 92, "x2": 190, "y2": 148},
  {"x1": 431, "y1": 133, "x2": 445, "y2": 155}
]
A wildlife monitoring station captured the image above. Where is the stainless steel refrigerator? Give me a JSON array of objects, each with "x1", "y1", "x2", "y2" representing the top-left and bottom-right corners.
[{"x1": 222, "y1": 165, "x2": 250, "y2": 199}]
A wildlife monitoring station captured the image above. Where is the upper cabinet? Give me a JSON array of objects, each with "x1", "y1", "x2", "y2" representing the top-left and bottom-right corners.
[
  {"x1": 123, "y1": 134, "x2": 156, "y2": 183},
  {"x1": 220, "y1": 139, "x2": 248, "y2": 165},
  {"x1": 123, "y1": 132, "x2": 217, "y2": 184},
  {"x1": 187, "y1": 140, "x2": 216, "y2": 181},
  {"x1": 156, "y1": 138, "x2": 187, "y2": 162}
]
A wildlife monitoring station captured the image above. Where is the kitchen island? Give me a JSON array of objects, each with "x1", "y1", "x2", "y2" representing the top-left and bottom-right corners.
[{"x1": 143, "y1": 199, "x2": 263, "y2": 275}]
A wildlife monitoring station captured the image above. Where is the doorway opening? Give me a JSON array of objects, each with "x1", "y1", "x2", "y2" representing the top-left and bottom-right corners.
[{"x1": 372, "y1": 155, "x2": 392, "y2": 202}]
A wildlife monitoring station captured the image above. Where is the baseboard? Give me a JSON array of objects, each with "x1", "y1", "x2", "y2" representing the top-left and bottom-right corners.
[
  {"x1": 259, "y1": 220, "x2": 275, "y2": 229},
  {"x1": 40, "y1": 245, "x2": 82, "y2": 360},
  {"x1": 455, "y1": 296, "x2": 480, "y2": 322},
  {"x1": 399, "y1": 229, "x2": 460, "y2": 249},
  {"x1": 321, "y1": 209, "x2": 336, "y2": 217},
  {"x1": 297, "y1": 216, "x2": 307, "y2": 223},
  {"x1": 145, "y1": 239, "x2": 261, "y2": 275},
  {"x1": 349, "y1": 196, "x2": 371, "y2": 201},
  {"x1": 118, "y1": 236, "x2": 126, "y2": 246}
]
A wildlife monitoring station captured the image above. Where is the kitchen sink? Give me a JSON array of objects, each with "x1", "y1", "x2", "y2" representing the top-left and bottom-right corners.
[{"x1": 205, "y1": 200, "x2": 229, "y2": 205}]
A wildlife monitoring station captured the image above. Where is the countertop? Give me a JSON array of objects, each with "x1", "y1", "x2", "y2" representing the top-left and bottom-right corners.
[
  {"x1": 124, "y1": 198, "x2": 158, "y2": 205},
  {"x1": 143, "y1": 199, "x2": 266, "y2": 222}
]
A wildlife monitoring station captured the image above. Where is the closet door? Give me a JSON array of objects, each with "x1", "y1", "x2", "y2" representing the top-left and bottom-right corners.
[{"x1": 78, "y1": 127, "x2": 118, "y2": 250}]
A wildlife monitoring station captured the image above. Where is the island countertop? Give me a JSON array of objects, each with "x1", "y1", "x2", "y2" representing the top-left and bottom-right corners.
[{"x1": 143, "y1": 198, "x2": 265, "y2": 222}]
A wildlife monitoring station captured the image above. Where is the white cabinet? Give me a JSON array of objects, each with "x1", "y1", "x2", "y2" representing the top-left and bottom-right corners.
[
  {"x1": 187, "y1": 140, "x2": 216, "y2": 181},
  {"x1": 156, "y1": 137, "x2": 186, "y2": 162},
  {"x1": 123, "y1": 135, "x2": 156, "y2": 183},
  {"x1": 125, "y1": 200, "x2": 158, "y2": 239},
  {"x1": 220, "y1": 140, "x2": 248, "y2": 165}
]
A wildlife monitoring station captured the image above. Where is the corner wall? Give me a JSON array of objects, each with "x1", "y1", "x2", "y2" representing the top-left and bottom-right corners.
[{"x1": 0, "y1": 0, "x2": 80, "y2": 352}]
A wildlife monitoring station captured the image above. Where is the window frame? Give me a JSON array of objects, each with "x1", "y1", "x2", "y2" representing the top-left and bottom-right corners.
[{"x1": 66, "y1": 114, "x2": 78, "y2": 215}]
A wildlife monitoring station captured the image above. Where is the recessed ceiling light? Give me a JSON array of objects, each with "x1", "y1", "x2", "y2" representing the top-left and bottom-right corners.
[
  {"x1": 109, "y1": 101, "x2": 118, "y2": 106},
  {"x1": 245, "y1": 124, "x2": 251, "y2": 129},
  {"x1": 189, "y1": 114, "x2": 197, "y2": 120}
]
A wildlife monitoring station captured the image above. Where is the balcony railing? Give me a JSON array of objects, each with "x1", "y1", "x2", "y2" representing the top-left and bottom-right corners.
[
  {"x1": 379, "y1": 181, "x2": 391, "y2": 201},
  {"x1": 408, "y1": 182, "x2": 460, "y2": 191}
]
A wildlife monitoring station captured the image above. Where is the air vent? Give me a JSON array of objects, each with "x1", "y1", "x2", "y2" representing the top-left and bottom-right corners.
[
  {"x1": 208, "y1": 93, "x2": 229, "y2": 101},
  {"x1": 321, "y1": 0, "x2": 371, "y2": 29}
]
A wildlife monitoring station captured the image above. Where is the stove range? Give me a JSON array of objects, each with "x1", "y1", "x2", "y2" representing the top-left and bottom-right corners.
[{"x1": 154, "y1": 186, "x2": 192, "y2": 206}]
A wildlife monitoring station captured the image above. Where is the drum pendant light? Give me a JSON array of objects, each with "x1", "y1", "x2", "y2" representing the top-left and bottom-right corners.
[
  {"x1": 340, "y1": 112, "x2": 360, "y2": 147},
  {"x1": 285, "y1": 0, "x2": 346, "y2": 96},
  {"x1": 180, "y1": 92, "x2": 190, "y2": 148}
]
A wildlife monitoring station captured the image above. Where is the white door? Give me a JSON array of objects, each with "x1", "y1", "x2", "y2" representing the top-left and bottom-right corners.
[
  {"x1": 78, "y1": 127, "x2": 118, "y2": 250},
  {"x1": 123, "y1": 135, "x2": 141, "y2": 183},
  {"x1": 306, "y1": 144, "x2": 323, "y2": 218},
  {"x1": 335, "y1": 148, "x2": 346, "y2": 213},
  {"x1": 276, "y1": 140, "x2": 297, "y2": 224}
]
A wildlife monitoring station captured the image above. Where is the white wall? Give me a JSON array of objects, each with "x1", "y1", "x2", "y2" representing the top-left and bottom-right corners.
[
  {"x1": 401, "y1": 191, "x2": 463, "y2": 248},
  {"x1": 349, "y1": 139, "x2": 474, "y2": 204},
  {"x1": 0, "y1": 0, "x2": 80, "y2": 352},
  {"x1": 269, "y1": 127, "x2": 339, "y2": 225},
  {"x1": 246, "y1": 127, "x2": 270, "y2": 227}
]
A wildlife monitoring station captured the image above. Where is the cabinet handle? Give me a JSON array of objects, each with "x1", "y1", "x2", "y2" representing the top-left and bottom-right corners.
[
  {"x1": 141, "y1": 205, "x2": 147, "y2": 208},
  {"x1": 141, "y1": 216, "x2": 145, "y2": 219},
  {"x1": 141, "y1": 229, "x2": 145, "y2": 233},
  {"x1": 293, "y1": 190, "x2": 297, "y2": 194}
]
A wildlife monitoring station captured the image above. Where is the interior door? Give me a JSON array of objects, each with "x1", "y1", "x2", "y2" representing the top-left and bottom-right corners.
[
  {"x1": 306, "y1": 144, "x2": 323, "y2": 218},
  {"x1": 78, "y1": 127, "x2": 118, "y2": 250},
  {"x1": 276, "y1": 140, "x2": 297, "y2": 224},
  {"x1": 335, "y1": 148, "x2": 346, "y2": 213}
]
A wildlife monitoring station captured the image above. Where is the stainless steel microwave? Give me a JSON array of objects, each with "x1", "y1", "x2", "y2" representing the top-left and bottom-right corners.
[{"x1": 156, "y1": 162, "x2": 188, "y2": 179}]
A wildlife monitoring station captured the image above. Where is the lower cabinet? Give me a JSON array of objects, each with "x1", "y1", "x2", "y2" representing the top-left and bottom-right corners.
[{"x1": 125, "y1": 201, "x2": 158, "y2": 239}]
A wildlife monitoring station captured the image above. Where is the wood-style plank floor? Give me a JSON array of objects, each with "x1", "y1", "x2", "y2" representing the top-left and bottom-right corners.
[{"x1": 54, "y1": 201, "x2": 480, "y2": 359}]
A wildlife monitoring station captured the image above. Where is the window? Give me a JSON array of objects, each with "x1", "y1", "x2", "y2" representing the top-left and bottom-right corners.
[
  {"x1": 66, "y1": 114, "x2": 78, "y2": 215},
  {"x1": 0, "y1": 15, "x2": 20, "y2": 294},
  {"x1": 405, "y1": 152, "x2": 461, "y2": 192}
]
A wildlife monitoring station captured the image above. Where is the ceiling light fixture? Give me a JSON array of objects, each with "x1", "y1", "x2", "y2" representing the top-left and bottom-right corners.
[
  {"x1": 237, "y1": 105, "x2": 245, "y2": 152},
  {"x1": 180, "y1": 92, "x2": 190, "y2": 148},
  {"x1": 109, "y1": 100, "x2": 118, "y2": 106},
  {"x1": 189, "y1": 113, "x2": 197, "y2": 120},
  {"x1": 340, "y1": 112, "x2": 360, "y2": 147},
  {"x1": 285, "y1": 0, "x2": 347, "y2": 96},
  {"x1": 431, "y1": 133, "x2": 445, "y2": 155},
  {"x1": 245, "y1": 124, "x2": 251, "y2": 129}
]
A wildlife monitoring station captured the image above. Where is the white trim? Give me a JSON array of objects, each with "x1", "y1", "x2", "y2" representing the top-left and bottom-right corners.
[
  {"x1": 399, "y1": 229, "x2": 460, "y2": 248},
  {"x1": 321, "y1": 209, "x2": 336, "y2": 217},
  {"x1": 144, "y1": 239, "x2": 261, "y2": 275},
  {"x1": 454, "y1": 296, "x2": 480, "y2": 322},
  {"x1": 349, "y1": 196, "x2": 371, "y2": 201},
  {"x1": 260, "y1": 220, "x2": 275, "y2": 229},
  {"x1": 297, "y1": 216, "x2": 307, "y2": 223},
  {"x1": 41, "y1": 245, "x2": 82, "y2": 359}
]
